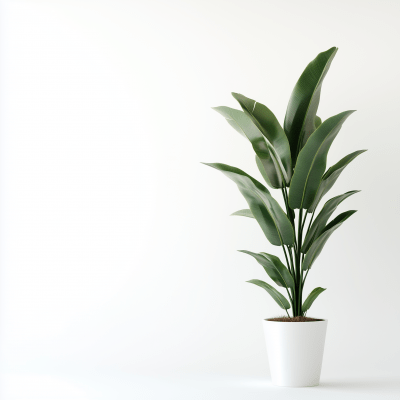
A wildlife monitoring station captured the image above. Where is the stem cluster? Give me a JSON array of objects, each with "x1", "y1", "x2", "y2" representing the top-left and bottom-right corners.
[{"x1": 281, "y1": 187, "x2": 314, "y2": 317}]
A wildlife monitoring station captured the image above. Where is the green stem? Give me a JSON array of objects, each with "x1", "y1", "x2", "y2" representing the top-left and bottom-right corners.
[
  {"x1": 288, "y1": 245, "x2": 296, "y2": 280},
  {"x1": 281, "y1": 187, "x2": 297, "y2": 317},
  {"x1": 282, "y1": 245, "x2": 291, "y2": 273},
  {"x1": 295, "y1": 208, "x2": 307, "y2": 316},
  {"x1": 306, "y1": 209, "x2": 316, "y2": 236},
  {"x1": 299, "y1": 210, "x2": 315, "y2": 315},
  {"x1": 301, "y1": 211, "x2": 308, "y2": 233},
  {"x1": 302, "y1": 267, "x2": 310, "y2": 287},
  {"x1": 297, "y1": 209, "x2": 303, "y2": 276},
  {"x1": 288, "y1": 246, "x2": 296, "y2": 317},
  {"x1": 280, "y1": 246, "x2": 294, "y2": 304}
]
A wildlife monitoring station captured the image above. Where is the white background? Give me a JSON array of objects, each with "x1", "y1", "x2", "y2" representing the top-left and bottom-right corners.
[{"x1": 0, "y1": 0, "x2": 399, "y2": 398}]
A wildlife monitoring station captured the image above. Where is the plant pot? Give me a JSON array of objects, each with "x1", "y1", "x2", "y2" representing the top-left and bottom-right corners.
[{"x1": 263, "y1": 319, "x2": 328, "y2": 387}]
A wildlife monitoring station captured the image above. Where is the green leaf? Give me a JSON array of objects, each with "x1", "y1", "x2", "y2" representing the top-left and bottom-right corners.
[
  {"x1": 284, "y1": 47, "x2": 338, "y2": 165},
  {"x1": 314, "y1": 116, "x2": 322, "y2": 129},
  {"x1": 302, "y1": 287, "x2": 326, "y2": 312},
  {"x1": 213, "y1": 106, "x2": 284, "y2": 188},
  {"x1": 255, "y1": 155, "x2": 275, "y2": 188},
  {"x1": 239, "y1": 250, "x2": 294, "y2": 291},
  {"x1": 230, "y1": 209, "x2": 254, "y2": 218},
  {"x1": 255, "y1": 154, "x2": 274, "y2": 187},
  {"x1": 302, "y1": 190, "x2": 359, "y2": 253},
  {"x1": 288, "y1": 110, "x2": 355, "y2": 210},
  {"x1": 308, "y1": 150, "x2": 367, "y2": 213},
  {"x1": 302, "y1": 210, "x2": 357, "y2": 270},
  {"x1": 232, "y1": 93, "x2": 292, "y2": 185},
  {"x1": 202, "y1": 163, "x2": 295, "y2": 246},
  {"x1": 212, "y1": 106, "x2": 248, "y2": 138},
  {"x1": 247, "y1": 279, "x2": 291, "y2": 309}
]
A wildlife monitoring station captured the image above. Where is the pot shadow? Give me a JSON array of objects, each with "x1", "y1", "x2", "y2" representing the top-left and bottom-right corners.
[{"x1": 319, "y1": 377, "x2": 400, "y2": 392}]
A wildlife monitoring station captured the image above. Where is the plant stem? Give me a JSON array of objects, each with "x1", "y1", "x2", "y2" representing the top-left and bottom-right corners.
[
  {"x1": 295, "y1": 208, "x2": 308, "y2": 316},
  {"x1": 297, "y1": 208, "x2": 303, "y2": 276},
  {"x1": 281, "y1": 186, "x2": 297, "y2": 318},
  {"x1": 301, "y1": 210, "x2": 308, "y2": 233},
  {"x1": 280, "y1": 246, "x2": 294, "y2": 305},
  {"x1": 282, "y1": 245, "x2": 292, "y2": 273},
  {"x1": 306, "y1": 209, "x2": 316, "y2": 236},
  {"x1": 288, "y1": 245, "x2": 296, "y2": 280},
  {"x1": 302, "y1": 267, "x2": 310, "y2": 287}
]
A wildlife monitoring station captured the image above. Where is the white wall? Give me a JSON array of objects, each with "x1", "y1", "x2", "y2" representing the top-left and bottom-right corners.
[{"x1": 0, "y1": 0, "x2": 399, "y2": 388}]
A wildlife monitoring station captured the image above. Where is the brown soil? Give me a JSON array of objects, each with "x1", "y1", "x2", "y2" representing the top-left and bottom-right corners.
[{"x1": 266, "y1": 316, "x2": 323, "y2": 322}]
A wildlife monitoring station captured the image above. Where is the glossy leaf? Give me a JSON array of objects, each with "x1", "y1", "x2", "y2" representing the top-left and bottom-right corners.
[
  {"x1": 302, "y1": 287, "x2": 326, "y2": 312},
  {"x1": 302, "y1": 190, "x2": 359, "y2": 253},
  {"x1": 230, "y1": 209, "x2": 254, "y2": 218},
  {"x1": 289, "y1": 111, "x2": 355, "y2": 210},
  {"x1": 255, "y1": 155, "x2": 274, "y2": 188},
  {"x1": 213, "y1": 106, "x2": 283, "y2": 188},
  {"x1": 302, "y1": 210, "x2": 357, "y2": 270},
  {"x1": 202, "y1": 163, "x2": 295, "y2": 246},
  {"x1": 239, "y1": 250, "x2": 294, "y2": 291},
  {"x1": 308, "y1": 150, "x2": 367, "y2": 213},
  {"x1": 284, "y1": 47, "x2": 338, "y2": 165},
  {"x1": 232, "y1": 93, "x2": 292, "y2": 184},
  {"x1": 314, "y1": 116, "x2": 322, "y2": 129},
  {"x1": 212, "y1": 106, "x2": 248, "y2": 138},
  {"x1": 247, "y1": 279, "x2": 291, "y2": 309}
]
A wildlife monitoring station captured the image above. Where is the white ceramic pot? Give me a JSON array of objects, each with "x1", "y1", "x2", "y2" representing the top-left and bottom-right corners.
[{"x1": 263, "y1": 319, "x2": 328, "y2": 387}]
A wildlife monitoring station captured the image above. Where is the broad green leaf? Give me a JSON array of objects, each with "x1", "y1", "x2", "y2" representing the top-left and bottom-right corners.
[
  {"x1": 239, "y1": 250, "x2": 294, "y2": 291},
  {"x1": 230, "y1": 209, "x2": 254, "y2": 218},
  {"x1": 308, "y1": 150, "x2": 367, "y2": 213},
  {"x1": 288, "y1": 111, "x2": 355, "y2": 210},
  {"x1": 203, "y1": 163, "x2": 294, "y2": 246},
  {"x1": 302, "y1": 190, "x2": 359, "y2": 253},
  {"x1": 213, "y1": 106, "x2": 284, "y2": 188},
  {"x1": 255, "y1": 155, "x2": 273, "y2": 187},
  {"x1": 212, "y1": 106, "x2": 248, "y2": 138},
  {"x1": 255, "y1": 155, "x2": 275, "y2": 188},
  {"x1": 247, "y1": 279, "x2": 291, "y2": 309},
  {"x1": 232, "y1": 93, "x2": 292, "y2": 184},
  {"x1": 302, "y1": 287, "x2": 326, "y2": 312},
  {"x1": 314, "y1": 116, "x2": 322, "y2": 129},
  {"x1": 284, "y1": 47, "x2": 338, "y2": 165},
  {"x1": 302, "y1": 210, "x2": 357, "y2": 270}
]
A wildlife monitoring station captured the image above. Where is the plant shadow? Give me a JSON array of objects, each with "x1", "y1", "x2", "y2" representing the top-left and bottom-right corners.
[{"x1": 319, "y1": 377, "x2": 400, "y2": 392}]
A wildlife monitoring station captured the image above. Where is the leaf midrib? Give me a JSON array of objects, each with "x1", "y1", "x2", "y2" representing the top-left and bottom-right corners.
[
  {"x1": 305, "y1": 226, "x2": 340, "y2": 269},
  {"x1": 295, "y1": 52, "x2": 335, "y2": 157},
  {"x1": 262, "y1": 254, "x2": 292, "y2": 290},
  {"x1": 240, "y1": 100, "x2": 289, "y2": 182},
  {"x1": 299, "y1": 115, "x2": 346, "y2": 208}
]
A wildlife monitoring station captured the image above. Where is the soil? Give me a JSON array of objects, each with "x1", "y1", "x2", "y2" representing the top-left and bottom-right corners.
[{"x1": 266, "y1": 316, "x2": 323, "y2": 322}]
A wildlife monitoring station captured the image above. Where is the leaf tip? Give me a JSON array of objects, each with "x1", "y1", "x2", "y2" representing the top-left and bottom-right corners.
[
  {"x1": 231, "y1": 92, "x2": 242, "y2": 101},
  {"x1": 323, "y1": 46, "x2": 338, "y2": 55},
  {"x1": 201, "y1": 162, "x2": 217, "y2": 170}
]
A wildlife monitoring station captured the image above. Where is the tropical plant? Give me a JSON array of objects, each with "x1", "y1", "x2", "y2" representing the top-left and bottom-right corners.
[{"x1": 203, "y1": 47, "x2": 365, "y2": 317}]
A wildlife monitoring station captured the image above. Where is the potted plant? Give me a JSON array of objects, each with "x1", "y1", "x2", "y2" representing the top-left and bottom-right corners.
[{"x1": 203, "y1": 47, "x2": 366, "y2": 387}]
